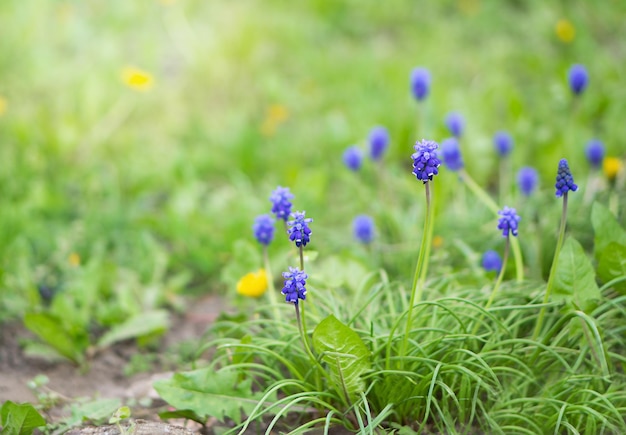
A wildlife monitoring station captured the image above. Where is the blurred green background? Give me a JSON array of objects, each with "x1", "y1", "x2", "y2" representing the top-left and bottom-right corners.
[{"x1": 1, "y1": 0, "x2": 625, "y2": 323}]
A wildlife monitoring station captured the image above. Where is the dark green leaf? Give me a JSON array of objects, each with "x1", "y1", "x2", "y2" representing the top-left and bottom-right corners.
[
  {"x1": 153, "y1": 368, "x2": 273, "y2": 424},
  {"x1": 23, "y1": 313, "x2": 84, "y2": 364},
  {"x1": 591, "y1": 202, "x2": 626, "y2": 258},
  {"x1": 158, "y1": 409, "x2": 206, "y2": 425},
  {"x1": 1, "y1": 401, "x2": 46, "y2": 435},
  {"x1": 312, "y1": 314, "x2": 371, "y2": 402},
  {"x1": 597, "y1": 242, "x2": 626, "y2": 293},
  {"x1": 552, "y1": 237, "x2": 601, "y2": 310}
]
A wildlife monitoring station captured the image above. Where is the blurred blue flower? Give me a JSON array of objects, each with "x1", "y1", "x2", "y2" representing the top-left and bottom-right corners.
[
  {"x1": 281, "y1": 266, "x2": 307, "y2": 305},
  {"x1": 253, "y1": 214, "x2": 275, "y2": 246},
  {"x1": 270, "y1": 186, "x2": 294, "y2": 221},
  {"x1": 410, "y1": 67, "x2": 431, "y2": 101},
  {"x1": 585, "y1": 139, "x2": 605, "y2": 168},
  {"x1": 497, "y1": 206, "x2": 521, "y2": 237},
  {"x1": 440, "y1": 137, "x2": 464, "y2": 171},
  {"x1": 555, "y1": 159, "x2": 578, "y2": 197},
  {"x1": 445, "y1": 112, "x2": 464, "y2": 138},
  {"x1": 517, "y1": 167, "x2": 539, "y2": 196},
  {"x1": 493, "y1": 131, "x2": 513, "y2": 157},
  {"x1": 568, "y1": 64, "x2": 588, "y2": 95},
  {"x1": 369, "y1": 126, "x2": 390, "y2": 161},
  {"x1": 353, "y1": 215, "x2": 375, "y2": 244},
  {"x1": 288, "y1": 211, "x2": 313, "y2": 248},
  {"x1": 482, "y1": 250, "x2": 502, "y2": 273},
  {"x1": 343, "y1": 145, "x2": 363, "y2": 171},
  {"x1": 411, "y1": 139, "x2": 441, "y2": 183}
]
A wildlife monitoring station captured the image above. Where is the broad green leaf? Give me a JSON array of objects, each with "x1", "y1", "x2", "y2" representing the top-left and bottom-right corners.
[
  {"x1": 312, "y1": 314, "x2": 371, "y2": 401},
  {"x1": 597, "y1": 242, "x2": 626, "y2": 293},
  {"x1": 23, "y1": 313, "x2": 84, "y2": 364},
  {"x1": 97, "y1": 310, "x2": 169, "y2": 348},
  {"x1": 1, "y1": 401, "x2": 46, "y2": 435},
  {"x1": 552, "y1": 237, "x2": 601, "y2": 310},
  {"x1": 64, "y1": 398, "x2": 121, "y2": 428},
  {"x1": 153, "y1": 368, "x2": 273, "y2": 424},
  {"x1": 591, "y1": 202, "x2": 626, "y2": 257}
]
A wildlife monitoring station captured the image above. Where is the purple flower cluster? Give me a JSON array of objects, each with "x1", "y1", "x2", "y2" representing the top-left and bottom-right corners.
[
  {"x1": 555, "y1": 159, "x2": 578, "y2": 197},
  {"x1": 270, "y1": 186, "x2": 294, "y2": 221},
  {"x1": 253, "y1": 214, "x2": 275, "y2": 246},
  {"x1": 482, "y1": 250, "x2": 502, "y2": 273},
  {"x1": 411, "y1": 139, "x2": 441, "y2": 183},
  {"x1": 369, "y1": 126, "x2": 389, "y2": 161},
  {"x1": 585, "y1": 139, "x2": 604, "y2": 168},
  {"x1": 517, "y1": 167, "x2": 539, "y2": 196},
  {"x1": 353, "y1": 215, "x2": 375, "y2": 244},
  {"x1": 493, "y1": 131, "x2": 513, "y2": 157},
  {"x1": 497, "y1": 207, "x2": 521, "y2": 238},
  {"x1": 568, "y1": 64, "x2": 588, "y2": 96},
  {"x1": 288, "y1": 211, "x2": 313, "y2": 248},
  {"x1": 343, "y1": 146, "x2": 363, "y2": 171},
  {"x1": 281, "y1": 266, "x2": 307, "y2": 305},
  {"x1": 445, "y1": 112, "x2": 465, "y2": 138},
  {"x1": 410, "y1": 67, "x2": 431, "y2": 101},
  {"x1": 440, "y1": 138, "x2": 463, "y2": 171}
]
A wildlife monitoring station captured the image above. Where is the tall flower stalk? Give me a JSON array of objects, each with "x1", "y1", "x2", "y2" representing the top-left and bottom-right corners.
[
  {"x1": 533, "y1": 159, "x2": 578, "y2": 340},
  {"x1": 399, "y1": 139, "x2": 440, "y2": 362}
]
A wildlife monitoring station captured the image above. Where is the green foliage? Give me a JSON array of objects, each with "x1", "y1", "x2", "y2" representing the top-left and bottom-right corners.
[
  {"x1": 153, "y1": 368, "x2": 273, "y2": 425},
  {"x1": 0, "y1": 401, "x2": 46, "y2": 435},
  {"x1": 23, "y1": 312, "x2": 87, "y2": 365},
  {"x1": 552, "y1": 237, "x2": 601, "y2": 310},
  {"x1": 312, "y1": 314, "x2": 371, "y2": 403},
  {"x1": 96, "y1": 309, "x2": 170, "y2": 348}
]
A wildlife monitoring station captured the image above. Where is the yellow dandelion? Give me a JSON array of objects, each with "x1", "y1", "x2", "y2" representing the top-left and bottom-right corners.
[
  {"x1": 555, "y1": 19, "x2": 575, "y2": 43},
  {"x1": 0, "y1": 96, "x2": 7, "y2": 117},
  {"x1": 432, "y1": 235, "x2": 444, "y2": 249},
  {"x1": 121, "y1": 67, "x2": 154, "y2": 91},
  {"x1": 68, "y1": 252, "x2": 81, "y2": 267},
  {"x1": 260, "y1": 104, "x2": 289, "y2": 137},
  {"x1": 603, "y1": 157, "x2": 623, "y2": 183},
  {"x1": 236, "y1": 269, "x2": 268, "y2": 298}
]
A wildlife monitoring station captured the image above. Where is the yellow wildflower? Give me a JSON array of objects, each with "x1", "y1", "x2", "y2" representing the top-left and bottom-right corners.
[
  {"x1": 432, "y1": 235, "x2": 444, "y2": 249},
  {"x1": 555, "y1": 19, "x2": 575, "y2": 43},
  {"x1": 68, "y1": 252, "x2": 81, "y2": 267},
  {"x1": 0, "y1": 96, "x2": 7, "y2": 116},
  {"x1": 603, "y1": 157, "x2": 623, "y2": 182},
  {"x1": 236, "y1": 269, "x2": 268, "y2": 298},
  {"x1": 260, "y1": 104, "x2": 289, "y2": 137},
  {"x1": 121, "y1": 67, "x2": 154, "y2": 91}
]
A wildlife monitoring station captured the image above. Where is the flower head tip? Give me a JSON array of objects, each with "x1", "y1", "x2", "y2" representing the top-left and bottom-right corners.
[
  {"x1": 493, "y1": 131, "x2": 513, "y2": 157},
  {"x1": 555, "y1": 159, "x2": 578, "y2": 197},
  {"x1": 568, "y1": 64, "x2": 588, "y2": 96},
  {"x1": 281, "y1": 266, "x2": 307, "y2": 305},
  {"x1": 440, "y1": 137, "x2": 464, "y2": 171},
  {"x1": 517, "y1": 167, "x2": 539, "y2": 197},
  {"x1": 353, "y1": 215, "x2": 375, "y2": 244},
  {"x1": 482, "y1": 250, "x2": 502, "y2": 273},
  {"x1": 369, "y1": 126, "x2": 389, "y2": 161},
  {"x1": 288, "y1": 211, "x2": 313, "y2": 248},
  {"x1": 343, "y1": 145, "x2": 363, "y2": 171},
  {"x1": 270, "y1": 186, "x2": 294, "y2": 221},
  {"x1": 253, "y1": 214, "x2": 275, "y2": 246},
  {"x1": 497, "y1": 206, "x2": 521, "y2": 238},
  {"x1": 411, "y1": 139, "x2": 441, "y2": 183},
  {"x1": 410, "y1": 67, "x2": 431, "y2": 101},
  {"x1": 585, "y1": 139, "x2": 604, "y2": 168}
]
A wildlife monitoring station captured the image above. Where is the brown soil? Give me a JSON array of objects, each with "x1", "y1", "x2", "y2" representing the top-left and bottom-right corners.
[{"x1": 0, "y1": 294, "x2": 228, "y2": 433}]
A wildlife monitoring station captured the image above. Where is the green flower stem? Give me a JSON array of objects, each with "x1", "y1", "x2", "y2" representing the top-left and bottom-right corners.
[
  {"x1": 399, "y1": 182, "x2": 433, "y2": 365},
  {"x1": 533, "y1": 192, "x2": 569, "y2": 340},
  {"x1": 262, "y1": 246, "x2": 281, "y2": 327},
  {"x1": 472, "y1": 236, "x2": 510, "y2": 336},
  {"x1": 418, "y1": 181, "x2": 436, "y2": 288},
  {"x1": 294, "y1": 303, "x2": 324, "y2": 379},
  {"x1": 460, "y1": 169, "x2": 524, "y2": 283}
]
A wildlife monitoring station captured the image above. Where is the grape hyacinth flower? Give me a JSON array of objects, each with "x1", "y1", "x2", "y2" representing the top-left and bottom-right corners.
[
  {"x1": 517, "y1": 167, "x2": 539, "y2": 197},
  {"x1": 585, "y1": 139, "x2": 605, "y2": 168},
  {"x1": 410, "y1": 67, "x2": 431, "y2": 101},
  {"x1": 343, "y1": 145, "x2": 363, "y2": 171},
  {"x1": 497, "y1": 206, "x2": 521, "y2": 237},
  {"x1": 555, "y1": 159, "x2": 578, "y2": 197},
  {"x1": 411, "y1": 139, "x2": 441, "y2": 183},
  {"x1": 493, "y1": 131, "x2": 513, "y2": 157},
  {"x1": 288, "y1": 211, "x2": 313, "y2": 248},
  {"x1": 353, "y1": 215, "x2": 375, "y2": 244},
  {"x1": 270, "y1": 186, "x2": 294, "y2": 221},
  {"x1": 369, "y1": 126, "x2": 390, "y2": 161},
  {"x1": 281, "y1": 266, "x2": 307, "y2": 305},
  {"x1": 482, "y1": 250, "x2": 502, "y2": 273},
  {"x1": 568, "y1": 64, "x2": 588, "y2": 96},
  {"x1": 440, "y1": 137, "x2": 464, "y2": 171},
  {"x1": 445, "y1": 112, "x2": 464, "y2": 138},
  {"x1": 253, "y1": 214, "x2": 275, "y2": 246}
]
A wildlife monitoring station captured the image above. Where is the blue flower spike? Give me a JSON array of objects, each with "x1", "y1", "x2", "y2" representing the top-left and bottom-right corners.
[
  {"x1": 253, "y1": 214, "x2": 275, "y2": 246},
  {"x1": 369, "y1": 126, "x2": 390, "y2": 161},
  {"x1": 517, "y1": 167, "x2": 539, "y2": 197},
  {"x1": 343, "y1": 145, "x2": 363, "y2": 171},
  {"x1": 482, "y1": 250, "x2": 502, "y2": 273},
  {"x1": 353, "y1": 215, "x2": 375, "y2": 244},
  {"x1": 585, "y1": 139, "x2": 604, "y2": 168},
  {"x1": 440, "y1": 137, "x2": 463, "y2": 171},
  {"x1": 270, "y1": 186, "x2": 294, "y2": 221},
  {"x1": 410, "y1": 67, "x2": 431, "y2": 101},
  {"x1": 281, "y1": 266, "x2": 307, "y2": 305},
  {"x1": 288, "y1": 211, "x2": 313, "y2": 248},
  {"x1": 493, "y1": 131, "x2": 513, "y2": 157},
  {"x1": 555, "y1": 159, "x2": 578, "y2": 197},
  {"x1": 445, "y1": 112, "x2": 465, "y2": 138},
  {"x1": 568, "y1": 64, "x2": 588, "y2": 96},
  {"x1": 497, "y1": 206, "x2": 521, "y2": 238},
  {"x1": 411, "y1": 139, "x2": 441, "y2": 183}
]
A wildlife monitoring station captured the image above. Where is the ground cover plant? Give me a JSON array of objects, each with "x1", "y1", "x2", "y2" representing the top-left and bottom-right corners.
[{"x1": 1, "y1": 0, "x2": 626, "y2": 433}]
